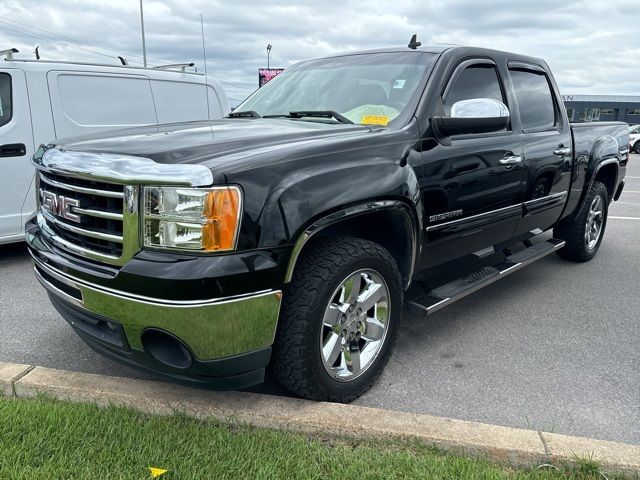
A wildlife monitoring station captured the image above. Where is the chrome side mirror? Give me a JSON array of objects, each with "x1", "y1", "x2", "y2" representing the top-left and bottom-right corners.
[
  {"x1": 432, "y1": 98, "x2": 510, "y2": 139},
  {"x1": 450, "y1": 98, "x2": 509, "y2": 119}
]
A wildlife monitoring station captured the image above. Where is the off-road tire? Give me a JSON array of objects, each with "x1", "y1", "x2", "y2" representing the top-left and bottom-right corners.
[
  {"x1": 554, "y1": 181, "x2": 609, "y2": 262},
  {"x1": 270, "y1": 236, "x2": 402, "y2": 403}
]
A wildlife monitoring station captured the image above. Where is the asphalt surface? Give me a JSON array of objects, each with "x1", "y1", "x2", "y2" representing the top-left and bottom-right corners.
[{"x1": 1, "y1": 156, "x2": 639, "y2": 445}]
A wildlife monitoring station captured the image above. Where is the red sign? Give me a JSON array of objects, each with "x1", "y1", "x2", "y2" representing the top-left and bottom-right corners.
[{"x1": 258, "y1": 68, "x2": 284, "y2": 87}]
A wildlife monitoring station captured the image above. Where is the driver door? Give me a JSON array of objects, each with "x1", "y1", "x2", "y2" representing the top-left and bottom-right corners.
[{"x1": 418, "y1": 60, "x2": 525, "y2": 268}]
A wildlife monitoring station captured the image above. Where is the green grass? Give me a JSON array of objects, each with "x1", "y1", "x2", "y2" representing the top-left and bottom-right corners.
[{"x1": 0, "y1": 395, "x2": 613, "y2": 480}]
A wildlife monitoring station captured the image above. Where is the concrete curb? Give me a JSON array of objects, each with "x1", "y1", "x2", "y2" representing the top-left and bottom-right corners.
[{"x1": 1, "y1": 361, "x2": 638, "y2": 476}]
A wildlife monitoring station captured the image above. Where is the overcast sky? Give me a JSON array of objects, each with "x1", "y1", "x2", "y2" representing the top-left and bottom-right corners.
[{"x1": 1, "y1": 0, "x2": 638, "y2": 104}]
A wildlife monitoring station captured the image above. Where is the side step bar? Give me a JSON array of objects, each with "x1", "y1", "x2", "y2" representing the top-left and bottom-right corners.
[{"x1": 408, "y1": 239, "x2": 565, "y2": 316}]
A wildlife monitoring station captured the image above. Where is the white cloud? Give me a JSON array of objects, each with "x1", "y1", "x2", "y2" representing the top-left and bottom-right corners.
[{"x1": 1, "y1": 0, "x2": 638, "y2": 104}]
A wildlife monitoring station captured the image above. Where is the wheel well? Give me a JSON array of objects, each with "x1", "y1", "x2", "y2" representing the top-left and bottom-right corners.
[
  {"x1": 594, "y1": 163, "x2": 618, "y2": 199},
  {"x1": 306, "y1": 209, "x2": 415, "y2": 288}
]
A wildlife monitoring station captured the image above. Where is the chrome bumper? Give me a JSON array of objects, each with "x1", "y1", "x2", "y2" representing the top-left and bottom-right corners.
[{"x1": 32, "y1": 253, "x2": 282, "y2": 360}]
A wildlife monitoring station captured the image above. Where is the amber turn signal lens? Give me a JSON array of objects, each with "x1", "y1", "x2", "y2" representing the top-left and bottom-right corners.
[{"x1": 202, "y1": 187, "x2": 241, "y2": 251}]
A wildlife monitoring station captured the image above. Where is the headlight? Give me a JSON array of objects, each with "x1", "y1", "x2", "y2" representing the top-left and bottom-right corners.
[{"x1": 143, "y1": 186, "x2": 242, "y2": 252}]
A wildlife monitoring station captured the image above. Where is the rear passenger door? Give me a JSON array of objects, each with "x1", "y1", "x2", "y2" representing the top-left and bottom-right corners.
[
  {"x1": 420, "y1": 60, "x2": 525, "y2": 268},
  {"x1": 507, "y1": 64, "x2": 572, "y2": 235}
]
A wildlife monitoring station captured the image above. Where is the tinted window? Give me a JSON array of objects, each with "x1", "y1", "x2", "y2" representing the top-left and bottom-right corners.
[
  {"x1": 510, "y1": 69, "x2": 556, "y2": 130},
  {"x1": 0, "y1": 73, "x2": 12, "y2": 128},
  {"x1": 444, "y1": 65, "x2": 505, "y2": 116}
]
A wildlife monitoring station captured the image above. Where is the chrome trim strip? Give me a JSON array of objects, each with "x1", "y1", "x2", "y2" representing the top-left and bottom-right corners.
[
  {"x1": 523, "y1": 191, "x2": 567, "y2": 208},
  {"x1": 33, "y1": 266, "x2": 84, "y2": 308},
  {"x1": 41, "y1": 209, "x2": 124, "y2": 243},
  {"x1": 284, "y1": 200, "x2": 417, "y2": 287},
  {"x1": 427, "y1": 192, "x2": 567, "y2": 233},
  {"x1": 40, "y1": 173, "x2": 124, "y2": 199},
  {"x1": 35, "y1": 147, "x2": 214, "y2": 187},
  {"x1": 72, "y1": 207, "x2": 124, "y2": 221},
  {"x1": 31, "y1": 252, "x2": 277, "y2": 308},
  {"x1": 36, "y1": 213, "x2": 121, "y2": 261},
  {"x1": 426, "y1": 203, "x2": 520, "y2": 232}
]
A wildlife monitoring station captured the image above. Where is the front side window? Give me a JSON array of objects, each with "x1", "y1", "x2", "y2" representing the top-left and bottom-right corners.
[
  {"x1": 443, "y1": 64, "x2": 506, "y2": 116},
  {"x1": 0, "y1": 73, "x2": 12, "y2": 128},
  {"x1": 236, "y1": 52, "x2": 435, "y2": 125},
  {"x1": 510, "y1": 69, "x2": 556, "y2": 130}
]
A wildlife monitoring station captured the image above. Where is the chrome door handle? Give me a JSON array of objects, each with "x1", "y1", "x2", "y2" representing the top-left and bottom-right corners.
[
  {"x1": 553, "y1": 147, "x2": 571, "y2": 156},
  {"x1": 499, "y1": 155, "x2": 522, "y2": 165}
]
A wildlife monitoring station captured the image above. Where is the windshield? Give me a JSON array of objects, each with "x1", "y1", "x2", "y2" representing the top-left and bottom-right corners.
[{"x1": 236, "y1": 52, "x2": 435, "y2": 126}]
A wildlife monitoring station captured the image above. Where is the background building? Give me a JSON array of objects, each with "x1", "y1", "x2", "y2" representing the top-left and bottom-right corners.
[{"x1": 562, "y1": 95, "x2": 640, "y2": 124}]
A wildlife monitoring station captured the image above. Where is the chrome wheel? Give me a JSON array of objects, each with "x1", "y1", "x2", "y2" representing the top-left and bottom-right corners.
[
  {"x1": 320, "y1": 269, "x2": 390, "y2": 382},
  {"x1": 585, "y1": 195, "x2": 604, "y2": 250}
]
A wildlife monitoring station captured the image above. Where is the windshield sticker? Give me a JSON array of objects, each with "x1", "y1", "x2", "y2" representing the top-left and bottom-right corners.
[
  {"x1": 392, "y1": 79, "x2": 406, "y2": 89},
  {"x1": 361, "y1": 115, "x2": 389, "y2": 126}
]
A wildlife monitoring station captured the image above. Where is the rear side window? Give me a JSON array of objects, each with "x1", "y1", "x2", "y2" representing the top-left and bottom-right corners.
[
  {"x1": 444, "y1": 65, "x2": 505, "y2": 116},
  {"x1": 509, "y1": 69, "x2": 556, "y2": 130},
  {"x1": 0, "y1": 72, "x2": 12, "y2": 128}
]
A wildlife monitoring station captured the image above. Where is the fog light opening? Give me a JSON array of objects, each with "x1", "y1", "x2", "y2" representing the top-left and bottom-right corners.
[{"x1": 141, "y1": 329, "x2": 193, "y2": 369}]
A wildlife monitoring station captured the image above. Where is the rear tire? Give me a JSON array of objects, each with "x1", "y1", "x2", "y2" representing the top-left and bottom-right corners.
[
  {"x1": 271, "y1": 236, "x2": 402, "y2": 403},
  {"x1": 554, "y1": 181, "x2": 609, "y2": 262},
  {"x1": 634, "y1": 141, "x2": 640, "y2": 154}
]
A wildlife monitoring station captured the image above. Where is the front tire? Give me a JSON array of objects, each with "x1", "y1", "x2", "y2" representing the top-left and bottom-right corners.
[
  {"x1": 634, "y1": 141, "x2": 640, "y2": 154},
  {"x1": 271, "y1": 236, "x2": 402, "y2": 402},
  {"x1": 554, "y1": 181, "x2": 609, "y2": 262}
]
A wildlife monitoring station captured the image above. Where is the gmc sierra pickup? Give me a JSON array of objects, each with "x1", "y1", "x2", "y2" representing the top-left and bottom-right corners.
[{"x1": 26, "y1": 41, "x2": 629, "y2": 402}]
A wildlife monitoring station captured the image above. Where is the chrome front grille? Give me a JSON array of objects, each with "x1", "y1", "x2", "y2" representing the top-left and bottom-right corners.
[
  {"x1": 36, "y1": 171, "x2": 140, "y2": 266},
  {"x1": 39, "y1": 172, "x2": 125, "y2": 257}
]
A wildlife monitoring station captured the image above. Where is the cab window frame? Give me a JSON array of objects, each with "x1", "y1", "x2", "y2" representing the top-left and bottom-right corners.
[
  {"x1": 507, "y1": 63, "x2": 560, "y2": 134},
  {"x1": 440, "y1": 57, "x2": 512, "y2": 140}
]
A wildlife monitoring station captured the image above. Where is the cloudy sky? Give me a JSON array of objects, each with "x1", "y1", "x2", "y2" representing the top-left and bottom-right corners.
[{"x1": 1, "y1": 0, "x2": 638, "y2": 105}]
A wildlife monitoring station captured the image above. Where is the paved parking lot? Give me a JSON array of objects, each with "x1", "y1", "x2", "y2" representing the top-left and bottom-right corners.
[{"x1": 1, "y1": 156, "x2": 638, "y2": 445}]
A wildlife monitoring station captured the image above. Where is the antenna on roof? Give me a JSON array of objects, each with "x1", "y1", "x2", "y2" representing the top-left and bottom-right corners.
[
  {"x1": 1, "y1": 48, "x2": 18, "y2": 60},
  {"x1": 34, "y1": 46, "x2": 40, "y2": 60},
  {"x1": 118, "y1": 56, "x2": 128, "y2": 65},
  {"x1": 408, "y1": 34, "x2": 421, "y2": 50},
  {"x1": 201, "y1": 13, "x2": 211, "y2": 121}
]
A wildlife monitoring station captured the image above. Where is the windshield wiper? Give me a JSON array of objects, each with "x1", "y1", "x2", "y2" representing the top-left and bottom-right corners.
[
  {"x1": 288, "y1": 111, "x2": 354, "y2": 124},
  {"x1": 227, "y1": 110, "x2": 262, "y2": 118}
]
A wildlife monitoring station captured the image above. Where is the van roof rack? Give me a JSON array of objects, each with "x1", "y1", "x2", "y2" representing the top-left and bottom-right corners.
[
  {"x1": 1, "y1": 48, "x2": 19, "y2": 60},
  {"x1": 153, "y1": 63, "x2": 195, "y2": 72}
]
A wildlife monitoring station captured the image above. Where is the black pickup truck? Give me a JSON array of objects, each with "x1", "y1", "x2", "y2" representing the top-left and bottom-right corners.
[{"x1": 27, "y1": 42, "x2": 629, "y2": 402}]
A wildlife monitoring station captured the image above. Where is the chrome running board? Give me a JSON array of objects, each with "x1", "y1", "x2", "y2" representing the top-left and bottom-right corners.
[{"x1": 408, "y1": 239, "x2": 565, "y2": 316}]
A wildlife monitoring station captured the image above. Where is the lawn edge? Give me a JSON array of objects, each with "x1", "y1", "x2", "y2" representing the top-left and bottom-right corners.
[{"x1": 2, "y1": 361, "x2": 638, "y2": 477}]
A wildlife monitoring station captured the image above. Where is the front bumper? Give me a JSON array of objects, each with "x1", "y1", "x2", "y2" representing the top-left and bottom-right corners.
[{"x1": 26, "y1": 219, "x2": 284, "y2": 390}]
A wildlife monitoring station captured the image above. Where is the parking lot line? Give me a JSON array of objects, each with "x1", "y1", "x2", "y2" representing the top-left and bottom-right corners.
[{"x1": 609, "y1": 216, "x2": 640, "y2": 220}]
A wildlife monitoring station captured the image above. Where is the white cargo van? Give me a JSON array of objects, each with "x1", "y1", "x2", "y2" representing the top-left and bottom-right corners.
[{"x1": 0, "y1": 51, "x2": 230, "y2": 244}]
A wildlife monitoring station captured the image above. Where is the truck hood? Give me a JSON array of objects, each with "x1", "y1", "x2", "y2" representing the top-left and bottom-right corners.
[{"x1": 56, "y1": 118, "x2": 375, "y2": 172}]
